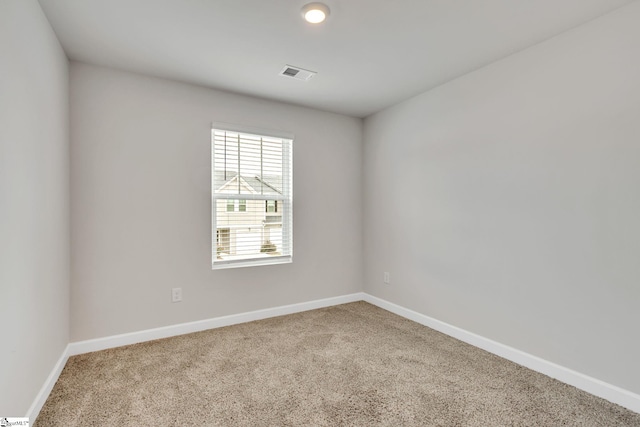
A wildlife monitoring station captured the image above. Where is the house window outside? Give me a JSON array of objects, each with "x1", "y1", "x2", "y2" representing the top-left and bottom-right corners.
[
  {"x1": 225, "y1": 199, "x2": 248, "y2": 212},
  {"x1": 212, "y1": 124, "x2": 293, "y2": 269},
  {"x1": 216, "y1": 228, "x2": 230, "y2": 258}
]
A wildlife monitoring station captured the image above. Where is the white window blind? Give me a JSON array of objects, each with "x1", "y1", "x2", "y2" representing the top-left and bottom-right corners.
[{"x1": 211, "y1": 124, "x2": 293, "y2": 269}]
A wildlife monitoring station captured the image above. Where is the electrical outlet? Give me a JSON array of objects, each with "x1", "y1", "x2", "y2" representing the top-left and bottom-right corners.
[
  {"x1": 172, "y1": 287, "x2": 182, "y2": 303},
  {"x1": 383, "y1": 272, "x2": 390, "y2": 284}
]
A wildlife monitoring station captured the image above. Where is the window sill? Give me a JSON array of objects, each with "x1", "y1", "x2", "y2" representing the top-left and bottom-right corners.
[{"x1": 212, "y1": 255, "x2": 292, "y2": 270}]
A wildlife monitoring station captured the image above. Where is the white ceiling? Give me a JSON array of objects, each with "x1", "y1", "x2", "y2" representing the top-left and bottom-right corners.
[{"x1": 38, "y1": 0, "x2": 632, "y2": 118}]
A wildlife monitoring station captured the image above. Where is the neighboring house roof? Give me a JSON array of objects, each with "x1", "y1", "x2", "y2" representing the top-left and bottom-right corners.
[{"x1": 215, "y1": 172, "x2": 282, "y2": 195}]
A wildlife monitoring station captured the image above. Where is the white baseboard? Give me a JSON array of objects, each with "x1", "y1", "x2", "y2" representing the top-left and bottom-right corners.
[
  {"x1": 30, "y1": 293, "x2": 364, "y2": 421},
  {"x1": 362, "y1": 293, "x2": 640, "y2": 414},
  {"x1": 29, "y1": 291, "x2": 640, "y2": 421},
  {"x1": 68, "y1": 292, "x2": 365, "y2": 356},
  {"x1": 26, "y1": 344, "x2": 70, "y2": 420}
]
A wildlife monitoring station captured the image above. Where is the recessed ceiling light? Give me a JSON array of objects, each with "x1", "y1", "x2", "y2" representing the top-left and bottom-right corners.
[{"x1": 301, "y1": 2, "x2": 330, "y2": 24}]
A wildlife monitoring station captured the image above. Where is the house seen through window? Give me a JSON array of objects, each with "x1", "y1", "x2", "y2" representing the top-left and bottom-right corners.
[
  {"x1": 212, "y1": 124, "x2": 293, "y2": 268},
  {"x1": 225, "y1": 199, "x2": 248, "y2": 212}
]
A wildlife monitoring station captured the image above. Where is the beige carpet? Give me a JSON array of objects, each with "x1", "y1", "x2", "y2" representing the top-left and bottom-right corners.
[{"x1": 36, "y1": 302, "x2": 640, "y2": 426}]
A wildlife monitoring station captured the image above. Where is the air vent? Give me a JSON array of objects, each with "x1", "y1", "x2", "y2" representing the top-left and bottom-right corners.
[
  {"x1": 282, "y1": 67, "x2": 299, "y2": 77},
  {"x1": 279, "y1": 65, "x2": 317, "y2": 81}
]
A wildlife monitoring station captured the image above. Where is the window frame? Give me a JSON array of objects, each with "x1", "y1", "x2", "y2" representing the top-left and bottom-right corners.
[{"x1": 211, "y1": 122, "x2": 293, "y2": 270}]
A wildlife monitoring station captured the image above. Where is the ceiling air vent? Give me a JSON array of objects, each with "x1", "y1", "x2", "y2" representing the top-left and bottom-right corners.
[{"x1": 279, "y1": 65, "x2": 317, "y2": 81}]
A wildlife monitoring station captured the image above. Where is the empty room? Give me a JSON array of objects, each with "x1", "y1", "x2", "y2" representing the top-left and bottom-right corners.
[{"x1": 2, "y1": 0, "x2": 640, "y2": 425}]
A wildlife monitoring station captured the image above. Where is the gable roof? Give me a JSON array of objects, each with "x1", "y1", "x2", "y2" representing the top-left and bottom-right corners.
[{"x1": 214, "y1": 172, "x2": 282, "y2": 196}]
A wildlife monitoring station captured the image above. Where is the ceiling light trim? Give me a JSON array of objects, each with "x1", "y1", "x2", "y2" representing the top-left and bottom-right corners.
[{"x1": 301, "y1": 2, "x2": 330, "y2": 24}]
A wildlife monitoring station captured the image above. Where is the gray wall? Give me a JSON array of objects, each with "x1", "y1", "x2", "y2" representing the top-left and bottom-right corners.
[
  {"x1": 70, "y1": 63, "x2": 363, "y2": 341},
  {"x1": 0, "y1": 0, "x2": 70, "y2": 415},
  {"x1": 363, "y1": 2, "x2": 640, "y2": 395}
]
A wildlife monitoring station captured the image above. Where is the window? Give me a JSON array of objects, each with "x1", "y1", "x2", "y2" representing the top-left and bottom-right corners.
[
  {"x1": 266, "y1": 200, "x2": 277, "y2": 213},
  {"x1": 225, "y1": 199, "x2": 247, "y2": 212},
  {"x1": 216, "y1": 228, "x2": 230, "y2": 257},
  {"x1": 212, "y1": 123, "x2": 293, "y2": 269}
]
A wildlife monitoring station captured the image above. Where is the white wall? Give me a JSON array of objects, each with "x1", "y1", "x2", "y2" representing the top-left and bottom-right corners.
[
  {"x1": 70, "y1": 63, "x2": 363, "y2": 341},
  {"x1": 0, "y1": 0, "x2": 70, "y2": 416},
  {"x1": 363, "y1": 1, "x2": 640, "y2": 395}
]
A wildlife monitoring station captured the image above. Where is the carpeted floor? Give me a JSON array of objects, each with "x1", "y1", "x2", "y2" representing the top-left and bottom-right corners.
[{"x1": 36, "y1": 302, "x2": 640, "y2": 426}]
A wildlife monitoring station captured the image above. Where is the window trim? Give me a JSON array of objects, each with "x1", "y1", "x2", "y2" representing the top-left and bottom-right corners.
[
  {"x1": 211, "y1": 122, "x2": 293, "y2": 270},
  {"x1": 211, "y1": 122, "x2": 294, "y2": 141}
]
